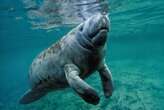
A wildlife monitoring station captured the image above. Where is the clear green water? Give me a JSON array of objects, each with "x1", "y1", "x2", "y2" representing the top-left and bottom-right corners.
[{"x1": 0, "y1": 0, "x2": 164, "y2": 110}]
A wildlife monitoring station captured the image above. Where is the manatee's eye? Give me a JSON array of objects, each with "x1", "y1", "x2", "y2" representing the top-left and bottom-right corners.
[{"x1": 79, "y1": 24, "x2": 84, "y2": 32}]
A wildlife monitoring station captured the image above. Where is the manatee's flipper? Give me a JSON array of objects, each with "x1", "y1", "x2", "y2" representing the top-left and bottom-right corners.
[
  {"x1": 64, "y1": 64, "x2": 100, "y2": 105},
  {"x1": 98, "y1": 63, "x2": 113, "y2": 98},
  {"x1": 19, "y1": 88, "x2": 47, "y2": 104}
]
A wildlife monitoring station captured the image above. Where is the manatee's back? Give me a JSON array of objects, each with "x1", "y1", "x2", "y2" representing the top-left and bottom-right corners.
[{"x1": 29, "y1": 39, "x2": 69, "y2": 88}]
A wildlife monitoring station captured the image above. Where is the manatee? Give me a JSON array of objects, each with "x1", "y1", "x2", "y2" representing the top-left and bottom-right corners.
[{"x1": 19, "y1": 13, "x2": 113, "y2": 105}]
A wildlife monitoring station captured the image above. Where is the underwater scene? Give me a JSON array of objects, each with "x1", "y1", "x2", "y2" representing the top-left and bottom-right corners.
[{"x1": 0, "y1": 0, "x2": 164, "y2": 110}]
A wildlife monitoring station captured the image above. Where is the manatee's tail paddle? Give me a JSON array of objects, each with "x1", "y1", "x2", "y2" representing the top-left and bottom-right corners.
[{"x1": 19, "y1": 89, "x2": 47, "y2": 104}]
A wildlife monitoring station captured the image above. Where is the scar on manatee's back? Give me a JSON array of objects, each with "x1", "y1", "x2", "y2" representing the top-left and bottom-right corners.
[
  {"x1": 38, "y1": 41, "x2": 62, "y2": 60},
  {"x1": 31, "y1": 40, "x2": 62, "y2": 67}
]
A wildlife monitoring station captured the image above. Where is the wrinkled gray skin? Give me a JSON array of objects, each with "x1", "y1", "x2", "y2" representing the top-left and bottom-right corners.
[{"x1": 19, "y1": 13, "x2": 113, "y2": 105}]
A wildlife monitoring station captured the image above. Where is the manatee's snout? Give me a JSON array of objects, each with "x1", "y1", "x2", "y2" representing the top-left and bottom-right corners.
[
  {"x1": 80, "y1": 13, "x2": 110, "y2": 47},
  {"x1": 94, "y1": 13, "x2": 109, "y2": 33},
  {"x1": 82, "y1": 13, "x2": 109, "y2": 36}
]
